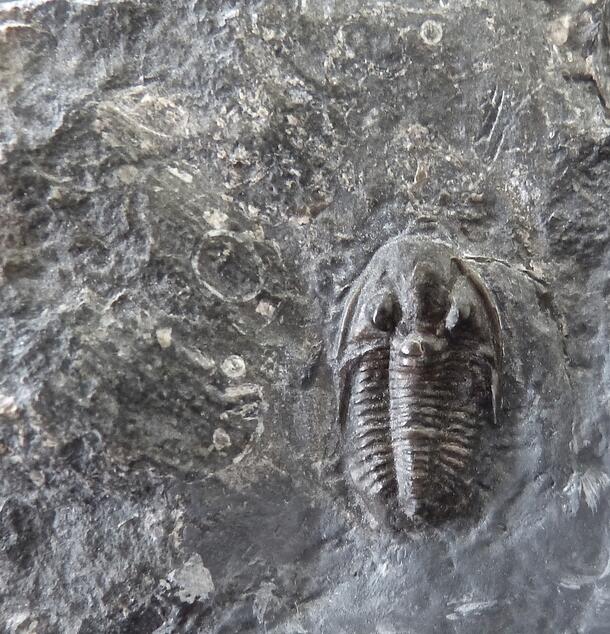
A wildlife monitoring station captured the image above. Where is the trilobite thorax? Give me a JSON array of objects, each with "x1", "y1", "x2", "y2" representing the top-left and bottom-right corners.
[{"x1": 335, "y1": 239, "x2": 502, "y2": 528}]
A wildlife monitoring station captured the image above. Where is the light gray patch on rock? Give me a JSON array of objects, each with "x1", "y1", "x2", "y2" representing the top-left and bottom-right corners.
[{"x1": 167, "y1": 554, "x2": 215, "y2": 605}]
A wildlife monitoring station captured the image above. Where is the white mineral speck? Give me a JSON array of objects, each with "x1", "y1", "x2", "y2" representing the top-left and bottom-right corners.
[
  {"x1": 0, "y1": 394, "x2": 18, "y2": 417},
  {"x1": 116, "y1": 165, "x2": 138, "y2": 184},
  {"x1": 256, "y1": 300, "x2": 276, "y2": 318},
  {"x1": 205, "y1": 209, "x2": 229, "y2": 229},
  {"x1": 156, "y1": 328, "x2": 172, "y2": 349},
  {"x1": 548, "y1": 15, "x2": 570, "y2": 47},
  {"x1": 212, "y1": 428, "x2": 232, "y2": 451}
]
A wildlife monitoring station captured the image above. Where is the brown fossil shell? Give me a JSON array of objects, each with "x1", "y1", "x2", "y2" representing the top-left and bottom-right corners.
[{"x1": 335, "y1": 239, "x2": 503, "y2": 529}]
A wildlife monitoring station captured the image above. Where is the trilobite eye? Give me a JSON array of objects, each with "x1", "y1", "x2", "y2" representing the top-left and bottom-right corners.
[{"x1": 372, "y1": 294, "x2": 401, "y2": 332}]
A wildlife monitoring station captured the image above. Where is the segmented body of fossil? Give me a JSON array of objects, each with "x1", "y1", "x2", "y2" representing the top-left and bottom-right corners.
[{"x1": 335, "y1": 239, "x2": 502, "y2": 528}]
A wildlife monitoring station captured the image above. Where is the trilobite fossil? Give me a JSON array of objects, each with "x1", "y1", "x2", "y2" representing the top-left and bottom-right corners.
[{"x1": 335, "y1": 238, "x2": 503, "y2": 528}]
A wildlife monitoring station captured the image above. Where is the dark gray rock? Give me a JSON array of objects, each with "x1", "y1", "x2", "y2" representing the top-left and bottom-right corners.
[{"x1": 0, "y1": 1, "x2": 609, "y2": 632}]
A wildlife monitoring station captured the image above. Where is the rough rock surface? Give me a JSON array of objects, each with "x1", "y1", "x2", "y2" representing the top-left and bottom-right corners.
[{"x1": 1, "y1": 0, "x2": 609, "y2": 632}]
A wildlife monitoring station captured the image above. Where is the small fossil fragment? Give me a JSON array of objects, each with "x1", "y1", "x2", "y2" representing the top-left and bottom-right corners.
[
  {"x1": 420, "y1": 20, "x2": 443, "y2": 47},
  {"x1": 335, "y1": 238, "x2": 503, "y2": 528},
  {"x1": 192, "y1": 231, "x2": 263, "y2": 302},
  {"x1": 221, "y1": 354, "x2": 246, "y2": 379}
]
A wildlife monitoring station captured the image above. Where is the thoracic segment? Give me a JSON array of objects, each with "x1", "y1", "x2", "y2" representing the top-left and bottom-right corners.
[
  {"x1": 391, "y1": 343, "x2": 487, "y2": 518},
  {"x1": 347, "y1": 340, "x2": 491, "y2": 522}
]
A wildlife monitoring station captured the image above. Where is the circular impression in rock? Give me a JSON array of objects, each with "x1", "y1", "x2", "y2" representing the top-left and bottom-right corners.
[{"x1": 193, "y1": 231, "x2": 263, "y2": 302}]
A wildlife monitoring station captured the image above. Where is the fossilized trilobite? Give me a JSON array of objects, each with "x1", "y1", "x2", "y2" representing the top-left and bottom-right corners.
[{"x1": 335, "y1": 239, "x2": 503, "y2": 529}]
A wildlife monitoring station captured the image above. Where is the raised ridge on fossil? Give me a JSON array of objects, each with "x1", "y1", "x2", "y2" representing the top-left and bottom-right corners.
[{"x1": 335, "y1": 238, "x2": 503, "y2": 529}]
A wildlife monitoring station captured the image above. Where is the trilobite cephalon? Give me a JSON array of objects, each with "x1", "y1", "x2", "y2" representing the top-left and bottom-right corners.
[{"x1": 335, "y1": 239, "x2": 503, "y2": 529}]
